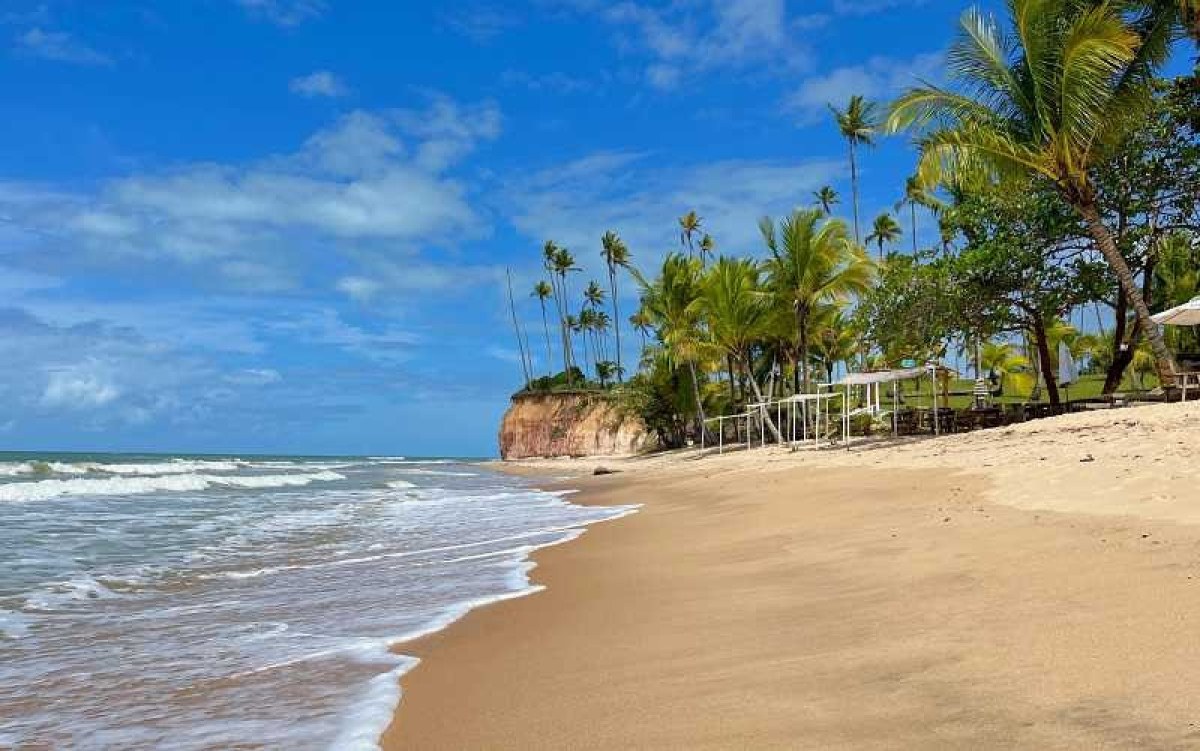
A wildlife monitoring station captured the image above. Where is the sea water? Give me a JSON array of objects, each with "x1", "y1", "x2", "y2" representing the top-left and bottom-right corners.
[{"x1": 0, "y1": 453, "x2": 635, "y2": 750}]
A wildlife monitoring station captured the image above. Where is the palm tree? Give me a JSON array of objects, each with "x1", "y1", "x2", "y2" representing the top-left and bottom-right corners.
[
  {"x1": 886, "y1": 0, "x2": 1179, "y2": 386},
  {"x1": 830, "y1": 95, "x2": 879, "y2": 244},
  {"x1": 895, "y1": 176, "x2": 940, "y2": 253},
  {"x1": 629, "y1": 308, "x2": 652, "y2": 354},
  {"x1": 542, "y1": 241, "x2": 573, "y2": 377},
  {"x1": 810, "y1": 308, "x2": 859, "y2": 384},
  {"x1": 595, "y1": 309, "x2": 613, "y2": 364},
  {"x1": 760, "y1": 209, "x2": 874, "y2": 393},
  {"x1": 678, "y1": 210, "x2": 702, "y2": 260},
  {"x1": 866, "y1": 212, "x2": 903, "y2": 259},
  {"x1": 813, "y1": 186, "x2": 840, "y2": 215},
  {"x1": 600, "y1": 231, "x2": 630, "y2": 383},
  {"x1": 552, "y1": 246, "x2": 581, "y2": 379},
  {"x1": 595, "y1": 360, "x2": 617, "y2": 388},
  {"x1": 569, "y1": 311, "x2": 588, "y2": 377},
  {"x1": 980, "y1": 341, "x2": 1034, "y2": 397},
  {"x1": 584, "y1": 279, "x2": 606, "y2": 309},
  {"x1": 531, "y1": 280, "x2": 555, "y2": 375},
  {"x1": 632, "y1": 254, "x2": 710, "y2": 444},
  {"x1": 693, "y1": 257, "x2": 783, "y2": 443},
  {"x1": 698, "y1": 233, "x2": 716, "y2": 266}
]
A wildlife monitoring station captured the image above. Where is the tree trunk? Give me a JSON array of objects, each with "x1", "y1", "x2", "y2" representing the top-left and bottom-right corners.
[
  {"x1": 910, "y1": 202, "x2": 918, "y2": 254},
  {"x1": 741, "y1": 355, "x2": 784, "y2": 444},
  {"x1": 1103, "y1": 292, "x2": 1133, "y2": 394},
  {"x1": 686, "y1": 359, "x2": 708, "y2": 446},
  {"x1": 608, "y1": 268, "x2": 623, "y2": 383},
  {"x1": 1032, "y1": 317, "x2": 1060, "y2": 408},
  {"x1": 849, "y1": 141, "x2": 861, "y2": 244},
  {"x1": 726, "y1": 354, "x2": 737, "y2": 404},
  {"x1": 1078, "y1": 201, "x2": 1176, "y2": 387},
  {"x1": 795, "y1": 305, "x2": 811, "y2": 394},
  {"x1": 539, "y1": 301, "x2": 553, "y2": 377}
]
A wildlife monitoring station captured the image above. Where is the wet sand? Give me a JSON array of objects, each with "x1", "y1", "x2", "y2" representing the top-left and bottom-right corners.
[{"x1": 382, "y1": 403, "x2": 1200, "y2": 749}]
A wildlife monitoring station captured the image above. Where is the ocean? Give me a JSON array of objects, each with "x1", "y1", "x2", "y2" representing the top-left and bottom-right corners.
[{"x1": 0, "y1": 453, "x2": 635, "y2": 750}]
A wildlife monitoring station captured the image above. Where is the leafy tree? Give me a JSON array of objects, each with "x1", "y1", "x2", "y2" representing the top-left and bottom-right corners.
[{"x1": 887, "y1": 0, "x2": 1180, "y2": 386}]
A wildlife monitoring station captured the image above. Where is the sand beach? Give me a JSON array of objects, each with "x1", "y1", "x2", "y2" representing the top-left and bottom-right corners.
[{"x1": 383, "y1": 402, "x2": 1200, "y2": 749}]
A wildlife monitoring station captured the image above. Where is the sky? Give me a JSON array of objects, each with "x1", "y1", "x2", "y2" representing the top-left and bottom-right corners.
[{"x1": 0, "y1": 0, "x2": 1064, "y2": 456}]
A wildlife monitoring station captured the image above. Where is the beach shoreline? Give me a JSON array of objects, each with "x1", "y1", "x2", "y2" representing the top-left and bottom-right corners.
[{"x1": 381, "y1": 402, "x2": 1200, "y2": 749}]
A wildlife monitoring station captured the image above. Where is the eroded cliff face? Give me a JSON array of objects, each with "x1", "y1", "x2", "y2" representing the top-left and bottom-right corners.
[{"x1": 498, "y1": 392, "x2": 654, "y2": 460}]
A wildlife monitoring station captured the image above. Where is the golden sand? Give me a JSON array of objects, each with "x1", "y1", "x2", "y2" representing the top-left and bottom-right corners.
[{"x1": 383, "y1": 402, "x2": 1200, "y2": 749}]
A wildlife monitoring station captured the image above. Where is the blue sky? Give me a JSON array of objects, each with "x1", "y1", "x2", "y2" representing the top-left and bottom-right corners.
[{"x1": 0, "y1": 0, "x2": 1045, "y2": 456}]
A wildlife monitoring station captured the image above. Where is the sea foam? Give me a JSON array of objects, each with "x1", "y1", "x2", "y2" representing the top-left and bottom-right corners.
[{"x1": 0, "y1": 470, "x2": 344, "y2": 503}]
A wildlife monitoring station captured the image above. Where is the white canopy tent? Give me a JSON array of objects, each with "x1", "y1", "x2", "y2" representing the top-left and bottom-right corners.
[
  {"x1": 1151, "y1": 296, "x2": 1200, "y2": 326},
  {"x1": 836, "y1": 365, "x2": 943, "y2": 448}
]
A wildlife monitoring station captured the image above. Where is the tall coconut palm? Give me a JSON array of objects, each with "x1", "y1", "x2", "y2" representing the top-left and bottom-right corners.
[
  {"x1": 895, "y1": 176, "x2": 941, "y2": 253},
  {"x1": 692, "y1": 257, "x2": 783, "y2": 443},
  {"x1": 542, "y1": 241, "x2": 573, "y2": 376},
  {"x1": 810, "y1": 308, "x2": 859, "y2": 384},
  {"x1": 531, "y1": 280, "x2": 555, "y2": 375},
  {"x1": 600, "y1": 231, "x2": 630, "y2": 383},
  {"x1": 552, "y1": 246, "x2": 581, "y2": 379},
  {"x1": 584, "y1": 279, "x2": 606, "y2": 310},
  {"x1": 578, "y1": 307, "x2": 598, "y2": 376},
  {"x1": 678, "y1": 210, "x2": 702, "y2": 260},
  {"x1": 760, "y1": 209, "x2": 874, "y2": 393},
  {"x1": 632, "y1": 254, "x2": 710, "y2": 444},
  {"x1": 866, "y1": 212, "x2": 903, "y2": 259},
  {"x1": 830, "y1": 95, "x2": 879, "y2": 244},
  {"x1": 813, "y1": 185, "x2": 840, "y2": 215},
  {"x1": 886, "y1": 0, "x2": 1179, "y2": 385},
  {"x1": 698, "y1": 233, "x2": 716, "y2": 266},
  {"x1": 629, "y1": 308, "x2": 652, "y2": 354}
]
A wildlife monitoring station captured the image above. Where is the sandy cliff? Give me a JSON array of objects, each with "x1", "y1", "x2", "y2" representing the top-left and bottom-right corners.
[{"x1": 498, "y1": 392, "x2": 653, "y2": 460}]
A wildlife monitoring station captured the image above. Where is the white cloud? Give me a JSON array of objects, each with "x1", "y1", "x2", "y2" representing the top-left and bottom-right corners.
[
  {"x1": 15, "y1": 27, "x2": 111, "y2": 66},
  {"x1": 500, "y1": 70, "x2": 593, "y2": 94},
  {"x1": 785, "y1": 52, "x2": 943, "y2": 123},
  {"x1": 225, "y1": 368, "x2": 282, "y2": 386},
  {"x1": 336, "y1": 276, "x2": 382, "y2": 302},
  {"x1": 41, "y1": 365, "x2": 121, "y2": 409},
  {"x1": 570, "y1": 0, "x2": 816, "y2": 90},
  {"x1": 237, "y1": 0, "x2": 327, "y2": 26},
  {"x1": 0, "y1": 97, "x2": 501, "y2": 276},
  {"x1": 504, "y1": 151, "x2": 845, "y2": 278},
  {"x1": 441, "y1": 5, "x2": 519, "y2": 41},
  {"x1": 832, "y1": 0, "x2": 930, "y2": 16},
  {"x1": 289, "y1": 70, "x2": 349, "y2": 98}
]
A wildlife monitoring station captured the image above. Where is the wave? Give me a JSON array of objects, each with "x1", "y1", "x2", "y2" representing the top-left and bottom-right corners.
[
  {"x1": 393, "y1": 469, "x2": 476, "y2": 477},
  {"x1": 385, "y1": 479, "x2": 416, "y2": 489},
  {"x1": 21, "y1": 574, "x2": 119, "y2": 611},
  {"x1": 0, "y1": 470, "x2": 345, "y2": 503}
]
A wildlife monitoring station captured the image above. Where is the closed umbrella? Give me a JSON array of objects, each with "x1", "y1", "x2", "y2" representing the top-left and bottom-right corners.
[{"x1": 1057, "y1": 340, "x2": 1078, "y2": 386}]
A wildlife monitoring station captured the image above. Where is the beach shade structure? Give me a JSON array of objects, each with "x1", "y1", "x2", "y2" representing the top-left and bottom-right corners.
[
  {"x1": 1151, "y1": 296, "x2": 1200, "y2": 326},
  {"x1": 1150, "y1": 296, "x2": 1200, "y2": 400},
  {"x1": 836, "y1": 365, "x2": 943, "y2": 449}
]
